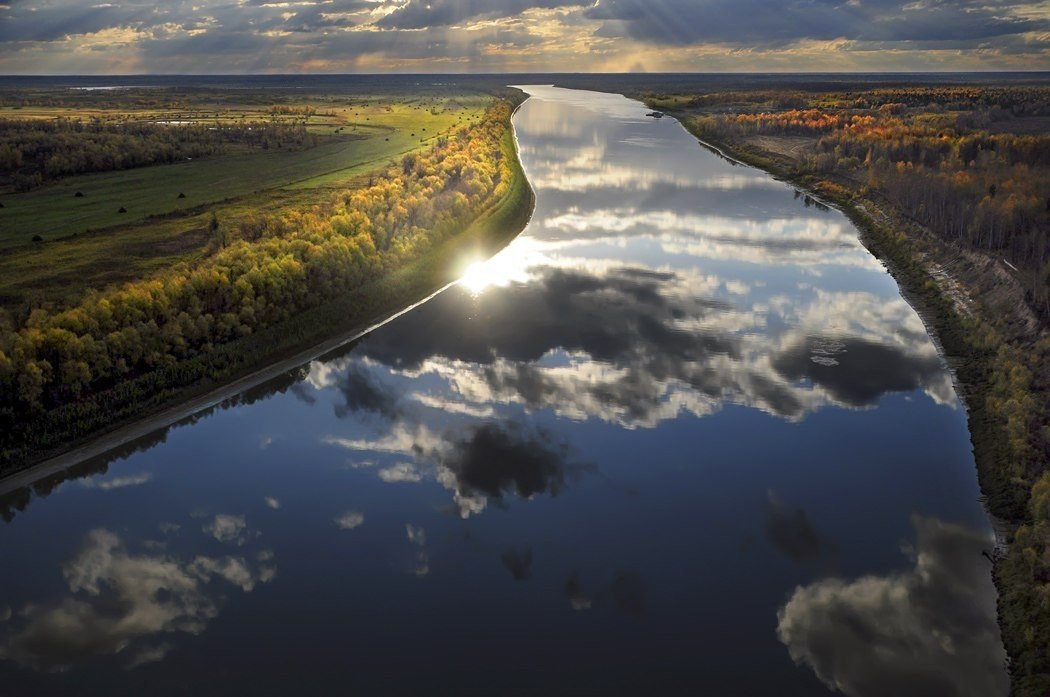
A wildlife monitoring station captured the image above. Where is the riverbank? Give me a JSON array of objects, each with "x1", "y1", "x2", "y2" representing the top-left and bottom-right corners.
[
  {"x1": 654, "y1": 103, "x2": 1049, "y2": 695},
  {"x1": 0, "y1": 98, "x2": 536, "y2": 484}
]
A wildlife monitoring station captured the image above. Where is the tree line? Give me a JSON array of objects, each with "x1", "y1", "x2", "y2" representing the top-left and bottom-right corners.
[
  {"x1": 685, "y1": 88, "x2": 1050, "y2": 319},
  {"x1": 0, "y1": 118, "x2": 310, "y2": 190}
]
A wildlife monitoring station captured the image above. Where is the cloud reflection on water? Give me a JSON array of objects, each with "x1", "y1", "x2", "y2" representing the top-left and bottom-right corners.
[
  {"x1": 764, "y1": 490, "x2": 831, "y2": 563},
  {"x1": 310, "y1": 260, "x2": 953, "y2": 439},
  {"x1": 304, "y1": 88, "x2": 961, "y2": 532},
  {"x1": 326, "y1": 421, "x2": 589, "y2": 518},
  {"x1": 0, "y1": 528, "x2": 275, "y2": 672},
  {"x1": 777, "y1": 515, "x2": 1007, "y2": 697}
]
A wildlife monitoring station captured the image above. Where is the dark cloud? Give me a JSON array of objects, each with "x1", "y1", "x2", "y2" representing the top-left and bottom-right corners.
[
  {"x1": 772, "y1": 336, "x2": 943, "y2": 407},
  {"x1": 764, "y1": 491, "x2": 829, "y2": 562},
  {"x1": 134, "y1": 21, "x2": 527, "y2": 69},
  {"x1": 586, "y1": 0, "x2": 1045, "y2": 47},
  {"x1": 322, "y1": 396, "x2": 592, "y2": 515},
  {"x1": 501, "y1": 546, "x2": 534, "y2": 580},
  {"x1": 438, "y1": 422, "x2": 584, "y2": 502},
  {"x1": 0, "y1": 3, "x2": 135, "y2": 42},
  {"x1": 333, "y1": 364, "x2": 401, "y2": 420},
  {"x1": 777, "y1": 515, "x2": 1007, "y2": 697},
  {"x1": 0, "y1": 0, "x2": 243, "y2": 44},
  {"x1": 588, "y1": 0, "x2": 853, "y2": 46}
]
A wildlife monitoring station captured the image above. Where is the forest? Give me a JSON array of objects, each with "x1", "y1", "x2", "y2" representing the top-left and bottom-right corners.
[
  {"x1": 0, "y1": 118, "x2": 310, "y2": 191},
  {"x1": 644, "y1": 83, "x2": 1050, "y2": 697},
  {"x1": 677, "y1": 87, "x2": 1050, "y2": 318},
  {"x1": 0, "y1": 96, "x2": 528, "y2": 466}
]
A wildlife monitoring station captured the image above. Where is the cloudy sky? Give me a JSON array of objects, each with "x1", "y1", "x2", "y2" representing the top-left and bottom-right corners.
[{"x1": 0, "y1": 0, "x2": 1048, "y2": 74}]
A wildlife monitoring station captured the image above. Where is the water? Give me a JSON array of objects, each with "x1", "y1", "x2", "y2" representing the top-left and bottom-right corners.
[{"x1": 0, "y1": 86, "x2": 1006, "y2": 696}]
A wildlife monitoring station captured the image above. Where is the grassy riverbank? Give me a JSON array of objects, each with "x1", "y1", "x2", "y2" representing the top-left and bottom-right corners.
[
  {"x1": 0, "y1": 94, "x2": 535, "y2": 474},
  {"x1": 649, "y1": 96, "x2": 1050, "y2": 695}
]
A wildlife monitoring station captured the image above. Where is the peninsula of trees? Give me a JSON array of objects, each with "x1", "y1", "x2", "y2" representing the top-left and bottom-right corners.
[{"x1": 0, "y1": 89, "x2": 533, "y2": 469}]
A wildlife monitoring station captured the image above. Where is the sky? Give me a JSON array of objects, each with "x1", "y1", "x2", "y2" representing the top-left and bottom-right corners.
[{"x1": 0, "y1": 0, "x2": 1048, "y2": 74}]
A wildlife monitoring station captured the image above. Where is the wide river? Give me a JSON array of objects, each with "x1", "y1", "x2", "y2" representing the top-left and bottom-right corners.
[{"x1": 0, "y1": 86, "x2": 1007, "y2": 696}]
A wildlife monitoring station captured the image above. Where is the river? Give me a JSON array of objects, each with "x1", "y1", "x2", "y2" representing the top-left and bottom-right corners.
[{"x1": 0, "y1": 86, "x2": 1007, "y2": 696}]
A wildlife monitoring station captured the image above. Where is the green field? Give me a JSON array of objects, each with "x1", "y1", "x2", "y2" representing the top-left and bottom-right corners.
[
  {"x1": 0, "y1": 92, "x2": 489, "y2": 311},
  {"x1": 0, "y1": 98, "x2": 485, "y2": 248}
]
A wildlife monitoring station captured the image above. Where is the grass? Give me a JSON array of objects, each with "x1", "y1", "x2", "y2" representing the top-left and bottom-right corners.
[
  {"x1": 0, "y1": 211, "x2": 213, "y2": 309},
  {"x1": 0, "y1": 92, "x2": 489, "y2": 312},
  {"x1": 0, "y1": 97, "x2": 486, "y2": 249}
]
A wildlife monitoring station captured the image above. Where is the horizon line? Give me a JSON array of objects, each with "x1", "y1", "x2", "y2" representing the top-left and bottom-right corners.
[{"x1": 2, "y1": 70, "x2": 1050, "y2": 77}]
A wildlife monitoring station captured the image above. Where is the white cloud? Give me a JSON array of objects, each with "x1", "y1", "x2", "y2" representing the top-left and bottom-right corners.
[
  {"x1": 0, "y1": 529, "x2": 275, "y2": 672},
  {"x1": 203, "y1": 514, "x2": 257, "y2": 546},
  {"x1": 377, "y1": 462, "x2": 424, "y2": 483},
  {"x1": 334, "y1": 511, "x2": 365, "y2": 529},
  {"x1": 81, "y1": 472, "x2": 153, "y2": 490}
]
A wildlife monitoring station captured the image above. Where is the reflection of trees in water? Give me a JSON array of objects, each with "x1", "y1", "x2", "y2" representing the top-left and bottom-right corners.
[
  {"x1": 794, "y1": 189, "x2": 831, "y2": 212},
  {"x1": 777, "y1": 515, "x2": 1007, "y2": 697},
  {"x1": 1, "y1": 364, "x2": 314, "y2": 524}
]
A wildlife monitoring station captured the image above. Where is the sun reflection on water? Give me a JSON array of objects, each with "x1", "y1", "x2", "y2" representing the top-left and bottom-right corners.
[
  {"x1": 456, "y1": 239, "x2": 542, "y2": 295},
  {"x1": 458, "y1": 260, "x2": 498, "y2": 295}
]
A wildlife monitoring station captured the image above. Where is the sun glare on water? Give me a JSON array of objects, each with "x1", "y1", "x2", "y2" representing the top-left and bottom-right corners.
[
  {"x1": 458, "y1": 259, "x2": 503, "y2": 295},
  {"x1": 456, "y1": 241, "x2": 540, "y2": 295}
]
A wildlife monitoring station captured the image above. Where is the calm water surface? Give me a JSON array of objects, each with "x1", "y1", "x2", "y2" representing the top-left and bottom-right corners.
[{"x1": 0, "y1": 86, "x2": 1006, "y2": 696}]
